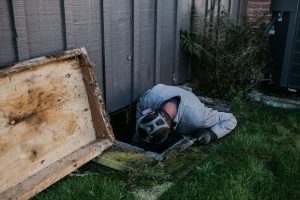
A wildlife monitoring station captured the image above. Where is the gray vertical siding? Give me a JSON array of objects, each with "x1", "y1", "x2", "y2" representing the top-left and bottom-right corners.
[
  {"x1": 133, "y1": 0, "x2": 156, "y2": 100},
  {"x1": 0, "y1": 0, "x2": 16, "y2": 65},
  {"x1": 24, "y1": 0, "x2": 65, "y2": 58},
  {"x1": 160, "y1": 0, "x2": 177, "y2": 85},
  {"x1": 65, "y1": 0, "x2": 104, "y2": 91},
  {"x1": 103, "y1": 0, "x2": 133, "y2": 112},
  {"x1": 178, "y1": 0, "x2": 193, "y2": 83},
  {"x1": 193, "y1": 0, "x2": 246, "y2": 24},
  {"x1": 0, "y1": 0, "x2": 244, "y2": 112},
  {"x1": 11, "y1": 0, "x2": 30, "y2": 61}
]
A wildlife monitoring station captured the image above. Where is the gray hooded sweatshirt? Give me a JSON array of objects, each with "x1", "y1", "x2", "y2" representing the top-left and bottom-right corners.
[{"x1": 136, "y1": 84, "x2": 237, "y2": 139}]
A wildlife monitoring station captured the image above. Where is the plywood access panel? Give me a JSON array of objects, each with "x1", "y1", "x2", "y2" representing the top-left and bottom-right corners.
[{"x1": 0, "y1": 48, "x2": 115, "y2": 200}]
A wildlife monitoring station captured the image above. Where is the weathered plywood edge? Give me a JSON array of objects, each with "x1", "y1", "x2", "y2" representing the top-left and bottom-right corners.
[
  {"x1": 78, "y1": 48, "x2": 115, "y2": 143},
  {"x1": 0, "y1": 48, "x2": 86, "y2": 77},
  {"x1": 0, "y1": 139, "x2": 113, "y2": 200}
]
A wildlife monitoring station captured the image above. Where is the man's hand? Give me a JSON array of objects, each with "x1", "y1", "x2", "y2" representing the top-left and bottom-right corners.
[
  {"x1": 195, "y1": 129, "x2": 217, "y2": 144},
  {"x1": 180, "y1": 129, "x2": 218, "y2": 151}
]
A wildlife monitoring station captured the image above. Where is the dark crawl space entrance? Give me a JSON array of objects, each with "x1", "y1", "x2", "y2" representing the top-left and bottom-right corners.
[{"x1": 108, "y1": 104, "x2": 187, "y2": 160}]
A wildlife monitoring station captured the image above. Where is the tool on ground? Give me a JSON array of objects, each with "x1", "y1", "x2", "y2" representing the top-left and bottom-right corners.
[{"x1": 180, "y1": 136, "x2": 198, "y2": 152}]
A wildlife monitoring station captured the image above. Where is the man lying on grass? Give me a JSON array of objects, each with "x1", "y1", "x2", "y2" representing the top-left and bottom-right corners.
[{"x1": 132, "y1": 84, "x2": 237, "y2": 151}]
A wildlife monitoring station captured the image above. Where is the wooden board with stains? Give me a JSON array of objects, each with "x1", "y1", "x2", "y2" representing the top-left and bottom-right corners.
[{"x1": 0, "y1": 48, "x2": 115, "y2": 199}]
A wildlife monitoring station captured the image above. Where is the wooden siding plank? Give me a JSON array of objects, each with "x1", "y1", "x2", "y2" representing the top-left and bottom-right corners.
[
  {"x1": 173, "y1": 0, "x2": 181, "y2": 84},
  {"x1": 193, "y1": 0, "x2": 208, "y2": 33},
  {"x1": 63, "y1": 0, "x2": 75, "y2": 50},
  {"x1": 160, "y1": 0, "x2": 177, "y2": 84},
  {"x1": 22, "y1": 0, "x2": 65, "y2": 58},
  {"x1": 102, "y1": 0, "x2": 112, "y2": 106},
  {"x1": 221, "y1": 0, "x2": 231, "y2": 13},
  {"x1": 133, "y1": 0, "x2": 140, "y2": 100},
  {"x1": 236, "y1": 0, "x2": 241, "y2": 24},
  {"x1": 0, "y1": 0, "x2": 16, "y2": 66},
  {"x1": 133, "y1": 0, "x2": 156, "y2": 99},
  {"x1": 194, "y1": 0, "x2": 208, "y2": 15},
  {"x1": 178, "y1": 0, "x2": 193, "y2": 83},
  {"x1": 103, "y1": 0, "x2": 133, "y2": 112},
  {"x1": 155, "y1": 0, "x2": 162, "y2": 84},
  {"x1": 87, "y1": 0, "x2": 105, "y2": 90},
  {"x1": 67, "y1": 0, "x2": 104, "y2": 91},
  {"x1": 231, "y1": 0, "x2": 240, "y2": 23},
  {"x1": 11, "y1": 0, "x2": 30, "y2": 61},
  {"x1": 239, "y1": 0, "x2": 248, "y2": 24}
]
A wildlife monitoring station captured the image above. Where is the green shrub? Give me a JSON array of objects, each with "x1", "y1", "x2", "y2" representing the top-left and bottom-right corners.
[{"x1": 181, "y1": 11, "x2": 271, "y2": 99}]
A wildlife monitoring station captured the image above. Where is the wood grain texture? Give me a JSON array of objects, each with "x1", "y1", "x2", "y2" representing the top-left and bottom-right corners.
[
  {"x1": 0, "y1": 140, "x2": 112, "y2": 200},
  {"x1": 0, "y1": 48, "x2": 114, "y2": 198},
  {"x1": 0, "y1": 60, "x2": 95, "y2": 193}
]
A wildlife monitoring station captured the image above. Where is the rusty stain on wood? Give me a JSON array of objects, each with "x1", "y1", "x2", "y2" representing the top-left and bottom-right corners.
[{"x1": 0, "y1": 48, "x2": 115, "y2": 199}]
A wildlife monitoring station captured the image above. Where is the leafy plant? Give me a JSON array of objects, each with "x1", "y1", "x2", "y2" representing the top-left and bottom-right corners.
[{"x1": 181, "y1": 11, "x2": 271, "y2": 99}]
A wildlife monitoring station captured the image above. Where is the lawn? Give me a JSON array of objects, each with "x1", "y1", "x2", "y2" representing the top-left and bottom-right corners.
[{"x1": 33, "y1": 102, "x2": 300, "y2": 200}]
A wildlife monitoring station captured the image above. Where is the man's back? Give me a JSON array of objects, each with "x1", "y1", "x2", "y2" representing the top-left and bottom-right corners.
[
  {"x1": 136, "y1": 84, "x2": 237, "y2": 138},
  {"x1": 136, "y1": 84, "x2": 204, "y2": 120}
]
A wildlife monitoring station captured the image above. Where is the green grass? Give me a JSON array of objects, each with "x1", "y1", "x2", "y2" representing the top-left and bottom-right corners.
[
  {"x1": 159, "y1": 103, "x2": 300, "y2": 200},
  {"x1": 32, "y1": 165, "x2": 130, "y2": 200},
  {"x1": 33, "y1": 103, "x2": 300, "y2": 200}
]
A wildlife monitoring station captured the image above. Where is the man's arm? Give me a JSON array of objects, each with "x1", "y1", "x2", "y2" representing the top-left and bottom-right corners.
[{"x1": 203, "y1": 109, "x2": 237, "y2": 139}]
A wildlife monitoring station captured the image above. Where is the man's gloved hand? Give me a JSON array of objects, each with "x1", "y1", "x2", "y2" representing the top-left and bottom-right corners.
[{"x1": 195, "y1": 129, "x2": 217, "y2": 144}]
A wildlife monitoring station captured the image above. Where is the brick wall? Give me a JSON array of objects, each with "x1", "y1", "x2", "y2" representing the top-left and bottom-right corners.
[{"x1": 246, "y1": 0, "x2": 272, "y2": 22}]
